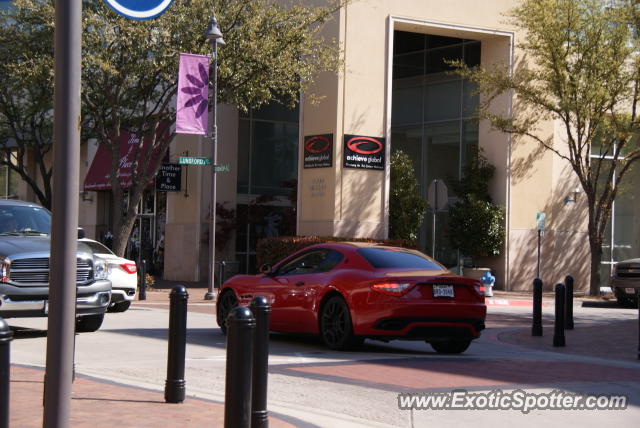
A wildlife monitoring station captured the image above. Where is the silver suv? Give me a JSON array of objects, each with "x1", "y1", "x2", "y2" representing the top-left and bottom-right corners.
[{"x1": 0, "y1": 200, "x2": 111, "y2": 332}]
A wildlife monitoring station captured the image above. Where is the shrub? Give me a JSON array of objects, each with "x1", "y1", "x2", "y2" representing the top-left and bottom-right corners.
[
  {"x1": 256, "y1": 235, "x2": 417, "y2": 268},
  {"x1": 389, "y1": 150, "x2": 426, "y2": 243}
]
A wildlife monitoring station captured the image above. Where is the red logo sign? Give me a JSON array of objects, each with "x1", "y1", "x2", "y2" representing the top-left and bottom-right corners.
[
  {"x1": 305, "y1": 135, "x2": 331, "y2": 154},
  {"x1": 346, "y1": 136, "x2": 383, "y2": 155}
]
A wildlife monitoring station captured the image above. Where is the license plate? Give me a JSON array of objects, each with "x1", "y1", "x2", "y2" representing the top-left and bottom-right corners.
[
  {"x1": 625, "y1": 288, "x2": 637, "y2": 294},
  {"x1": 433, "y1": 284, "x2": 454, "y2": 298},
  {"x1": 43, "y1": 301, "x2": 48, "y2": 315}
]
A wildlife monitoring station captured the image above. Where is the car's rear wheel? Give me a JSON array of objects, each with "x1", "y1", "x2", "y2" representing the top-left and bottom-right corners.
[
  {"x1": 76, "y1": 314, "x2": 105, "y2": 333},
  {"x1": 319, "y1": 295, "x2": 361, "y2": 351},
  {"x1": 217, "y1": 290, "x2": 238, "y2": 335},
  {"x1": 107, "y1": 301, "x2": 131, "y2": 313},
  {"x1": 429, "y1": 339, "x2": 471, "y2": 354}
]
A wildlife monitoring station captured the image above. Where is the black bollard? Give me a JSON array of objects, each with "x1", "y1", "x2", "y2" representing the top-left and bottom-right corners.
[
  {"x1": 139, "y1": 259, "x2": 147, "y2": 301},
  {"x1": 564, "y1": 275, "x2": 574, "y2": 330},
  {"x1": 637, "y1": 290, "x2": 640, "y2": 360},
  {"x1": 532, "y1": 278, "x2": 543, "y2": 336},
  {"x1": 250, "y1": 297, "x2": 271, "y2": 428},
  {"x1": 165, "y1": 285, "x2": 189, "y2": 403},
  {"x1": 0, "y1": 317, "x2": 13, "y2": 428},
  {"x1": 217, "y1": 261, "x2": 226, "y2": 289},
  {"x1": 553, "y1": 283, "x2": 566, "y2": 347},
  {"x1": 224, "y1": 306, "x2": 255, "y2": 428}
]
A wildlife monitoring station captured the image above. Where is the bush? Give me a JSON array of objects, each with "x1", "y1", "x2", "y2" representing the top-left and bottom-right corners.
[
  {"x1": 256, "y1": 235, "x2": 417, "y2": 268},
  {"x1": 389, "y1": 151, "x2": 426, "y2": 242}
]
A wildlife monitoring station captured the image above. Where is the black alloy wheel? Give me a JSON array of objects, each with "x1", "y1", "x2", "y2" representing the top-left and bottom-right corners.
[
  {"x1": 217, "y1": 290, "x2": 238, "y2": 335},
  {"x1": 429, "y1": 339, "x2": 471, "y2": 354},
  {"x1": 319, "y1": 295, "x2": 361, "y2": 351}
]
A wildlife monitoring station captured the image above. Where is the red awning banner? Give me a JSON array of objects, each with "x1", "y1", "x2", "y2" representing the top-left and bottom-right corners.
[{"x1": 83, "y1": 128, "x2": 169, "y2": 191}]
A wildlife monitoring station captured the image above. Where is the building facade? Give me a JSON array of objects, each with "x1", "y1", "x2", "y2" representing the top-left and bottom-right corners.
[{"x1": 5, "y1": 0, "x2": 639, "y2": 292}]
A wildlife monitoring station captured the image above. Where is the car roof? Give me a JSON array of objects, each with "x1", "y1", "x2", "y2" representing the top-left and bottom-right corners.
[{"x1": 0, "y1": 199, "x2": 45, "y2": 208}]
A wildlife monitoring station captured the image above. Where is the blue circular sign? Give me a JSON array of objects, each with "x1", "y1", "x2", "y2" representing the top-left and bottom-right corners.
[{"x1": 103, "y1": 0, "x2": 174, "y2": 20}]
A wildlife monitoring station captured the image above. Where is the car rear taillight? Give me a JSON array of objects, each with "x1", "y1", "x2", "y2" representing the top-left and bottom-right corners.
[
  {"x1": 371, "y1": 282, "x2": 413, "y2": 296},
  {"x1": 121, "y1": 263, "x2": 137, "y2": 274}
]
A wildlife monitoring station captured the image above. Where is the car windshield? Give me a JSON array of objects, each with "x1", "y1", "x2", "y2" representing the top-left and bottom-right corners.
[
  {"x1": 0, "y1": 205, "x2": 51, "y2": 235},
  {"x1": 357, "y1": 247, "x2": 444, "y2": 270},
  {"x1": 82, "y1": 240, "x2": 115, "y2": 255}
]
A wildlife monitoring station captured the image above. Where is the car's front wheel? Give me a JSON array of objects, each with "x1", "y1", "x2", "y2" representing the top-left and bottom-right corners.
[
  {"x1": 76, "y1": 314, "x2": 105, "y2": 333},
  {"x1": 429, "y1": 339, "x2": 471, "y2": 354},
  {"x1": 319, "y1": 295, "x2": 362, "y2": 351},
  {"x1": 107, "y1": 301, "x2": 131, "y2": 313},
  {"x1": 217, "y1": 290, "x2": 238, "y2": 335}
]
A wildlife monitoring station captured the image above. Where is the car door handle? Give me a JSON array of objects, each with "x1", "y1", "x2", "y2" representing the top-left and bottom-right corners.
[{"x1": 295, "y1": 281, "x2": 305, "y2": 286}]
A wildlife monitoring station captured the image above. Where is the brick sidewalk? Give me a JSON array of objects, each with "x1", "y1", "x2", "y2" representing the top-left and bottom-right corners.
[{"x1": 9, "y1": 365, "x2": 294, "y2": 428}]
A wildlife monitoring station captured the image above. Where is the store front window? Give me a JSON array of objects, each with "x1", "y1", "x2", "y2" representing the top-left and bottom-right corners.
[
  {"x1": 236, "y1": 102, "x2": 299, "y2": 273},
  {"x1": 391, "y1": 31, "x2": 480, "y2": 267}
]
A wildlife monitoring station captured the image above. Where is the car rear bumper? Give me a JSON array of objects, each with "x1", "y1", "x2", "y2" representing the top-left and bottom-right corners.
[
  {"x1": 110, "y1": 287, "x2": 136, "y2": 303},
  {"x1": 0, "y1": 280, "x2": 112, "y2": 318},
  {"x1": 355, "y1": 302, "x2": 486, "y2": 340}
]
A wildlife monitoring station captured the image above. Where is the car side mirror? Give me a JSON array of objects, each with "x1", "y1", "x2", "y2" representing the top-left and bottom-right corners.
[
  {"x1": 259, "y1": 264, "x2": 273, "y2": 275},
  {"x1": 77, "y1": 227, "x2": 86, "y2": 239}
]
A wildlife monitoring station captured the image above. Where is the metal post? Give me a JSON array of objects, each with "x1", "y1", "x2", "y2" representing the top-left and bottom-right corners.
[
  {"x1": 165, "y1": 285, "x2": 189, "y2": 403},
  {"x1": 531, "y1": 278, "x2": 543, "y2": 336},
  {"x1": 536, "y1": 230, "x2": 541, "y2": 278},
  {"x1": 44, "y1": 1, "x2": 81, "y2": 426},
  {"x1": 224, "y1": 306, "x2": 255, "y2": 428},
  {"x1": 553, "y1": 283, "x2": 566, "y2": 347},
  {"x1": 637, "y1": 289, "x2": 639, "y2": 360},
  {"x1": 205, "y1": 17, "x2": 223, "y2": 301},
  {"x1": 139, "y1": 259, "x2": 147, "y2": 301},
  {"x1": 217, "y1": 260, "x2": 226, "y2": 289},
  {"x1": 0, "y1": 318, "x2": 13, "y2": 428},
  {"x1": 250, "y1": 297, "x2": 271, "y2": 428},
  {"x1": 564, "y1": 275, "x2": 574, "y2": 330}
]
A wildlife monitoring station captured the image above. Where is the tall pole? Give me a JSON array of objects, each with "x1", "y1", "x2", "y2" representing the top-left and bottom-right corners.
[
  {"x1": 44, "y1": 0, "x2": 81, "y2": 426},
  {"x1": 205, "y1": 16, "x2": 223, "y2": 300}
]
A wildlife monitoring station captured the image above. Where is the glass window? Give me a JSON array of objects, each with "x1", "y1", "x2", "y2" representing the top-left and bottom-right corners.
[
  {"x1": 392, "y1": 86, "x2": 423, "y2": 126},
  {"x1": 425, "y1": 121, "x2": 460, "y2": 188},
  {"x1": 394, "y1": 31, "x2": 425, "y2": 54},
  {"x1": 0, "y1": 205, "x2": 51, "y2": 234},
  {"x1": 424, "y1": 80, "x2": 462, "y2": 122},
  {"x1": 357, "y1": 247, "x2": 444, "y2": 270},
  {"x1": 250, "y1": 121, "x2": 298, "y2": 196},
  {"x1": 393, "y1": 52, "x2": 425, "y2": 79},
  {"x1": 464, "y1": 42, "x2": 481, "y2": 67},
  {"x1": 277, "y1": 249, "x2": 343, "y2": 276},
  {"x1": 391, "y1": 126, "x2": 424, "y2": 190},
  {"x1": 425, "y1": 45, "x2": 463, "y2": 75}
]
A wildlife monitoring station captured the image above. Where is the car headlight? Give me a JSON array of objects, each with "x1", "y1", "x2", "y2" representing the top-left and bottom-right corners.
[
  {"x1": 0, "y1": 258, "x2": 10, "y2": 282},
  {"x1": 94, "y1": 258, "x2": 110, "y2": 280}
]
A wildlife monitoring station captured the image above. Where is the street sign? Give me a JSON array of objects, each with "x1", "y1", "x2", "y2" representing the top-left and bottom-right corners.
[
  {"x1": 536, "y1": 212, "x2": 546, "y2": 232},
  {"x1": 102, "y1": 0, "x2": 174, "y2": 21},
  {"x1": 179, "y1": 156, "x2": 212, "y2": 166},
  {"x1": 214, "y1": 164, "x2": 230, "y2": 173},
  {"x1": 427, "y1": 179, "x2": 448, "y2": 211}
]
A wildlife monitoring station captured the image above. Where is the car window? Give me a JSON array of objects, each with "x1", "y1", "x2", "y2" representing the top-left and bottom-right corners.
[
  {"x1": 82, "y1": 240, "x2": 115, "y2": 255},
  {"x1": 277, "y1": 250, "x2": 343, "y2": 276},
  {"x1": 0, "y1": 205, "x2": 51, "y2": 234},
  {"x1": 356, "y1": 247, "x2": 444, "y2": 270}
]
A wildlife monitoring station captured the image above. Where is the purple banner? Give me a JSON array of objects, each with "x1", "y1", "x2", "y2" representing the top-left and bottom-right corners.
[{"x1": 176, "y1": 53, "x2": 209, "y2": 135}]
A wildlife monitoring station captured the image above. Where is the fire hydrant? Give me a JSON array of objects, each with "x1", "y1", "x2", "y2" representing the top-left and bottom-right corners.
[{"x1": 481, "y1": 271, "x2": 495, "y2": 297}]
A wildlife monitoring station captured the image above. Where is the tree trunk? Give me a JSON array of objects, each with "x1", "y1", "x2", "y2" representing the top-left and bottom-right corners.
[{"x1": 588, "y1": 231, "x2": 603, "y2": 296}]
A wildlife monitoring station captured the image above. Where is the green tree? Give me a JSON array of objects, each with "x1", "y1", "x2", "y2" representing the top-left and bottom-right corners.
[
  {"x1": 448, "y1": 149, "x2": 505, "y2": 265},
  {"x1": 454, "y1": 0, "x2": 640, "y2": 294},
  {"x1": 1, "y1": 0, "x2": 345, "y2": 256},
  {"x1": 389, "y1": 150, "x2": 426, "y2": 242}
]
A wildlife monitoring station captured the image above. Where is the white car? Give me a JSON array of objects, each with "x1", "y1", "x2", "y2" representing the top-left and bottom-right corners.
[{"x1": 79, "y1": 238, "x2": 137, "y2": 312}]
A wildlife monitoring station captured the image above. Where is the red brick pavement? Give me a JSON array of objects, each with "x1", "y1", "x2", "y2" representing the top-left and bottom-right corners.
[{"x1": 9, "y1": 365, "x2": 294, "y2": 428}]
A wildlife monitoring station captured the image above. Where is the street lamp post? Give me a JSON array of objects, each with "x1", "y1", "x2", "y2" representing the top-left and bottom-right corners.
[{"x1": 204, "y1": 15, "x2": 224, "y2": 300}]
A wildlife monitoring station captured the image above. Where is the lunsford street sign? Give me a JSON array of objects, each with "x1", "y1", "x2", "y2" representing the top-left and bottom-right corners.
[{"x1": 103, "y1": 0, "x2": 174, "y2": 20}]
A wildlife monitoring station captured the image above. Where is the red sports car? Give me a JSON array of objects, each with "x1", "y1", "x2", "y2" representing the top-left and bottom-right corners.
[{"x1": 216, "y1": 242, "x2": 486, "y2": 354}]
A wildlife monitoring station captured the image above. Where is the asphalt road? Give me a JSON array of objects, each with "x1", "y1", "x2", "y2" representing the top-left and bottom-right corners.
[{"x1": 7, "y1": 300, "x2": 640, "y2": 427}]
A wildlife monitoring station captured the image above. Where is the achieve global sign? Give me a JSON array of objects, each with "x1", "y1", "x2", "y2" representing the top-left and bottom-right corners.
[
  {"x1": 303, "y1": 134, "x2": 333, "y2": 168},
  {"x1": 103, "y1": 0, "x2": 174, "y2": 20},
  {"x1": 343, "y1": 134, "x2": 385, "y2": 170}
]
